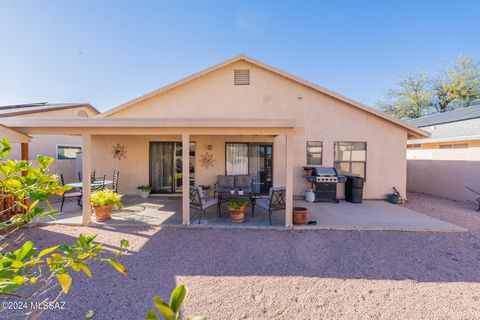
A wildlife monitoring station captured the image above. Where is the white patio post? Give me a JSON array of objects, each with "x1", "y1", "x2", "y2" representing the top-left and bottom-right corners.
[
  {"x1": 182, "y1": 132, "x2": 190, "y2": 225},
  {"x1": 285, "y1": 132, "x2": 293, "y2": 227},
  {"x1": 82, "y1": 133, "x2": 92, "y2": 224}
]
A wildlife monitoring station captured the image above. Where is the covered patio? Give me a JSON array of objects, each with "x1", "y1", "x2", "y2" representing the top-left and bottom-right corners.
[{"x1": 37, "y1": 196, "x2": 466, "y2": 232}]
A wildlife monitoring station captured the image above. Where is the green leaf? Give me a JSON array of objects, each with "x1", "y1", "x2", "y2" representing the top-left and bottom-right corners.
[
  {"x1": 38, "y1": 245, "x2": 59, "y2": 258},
  {"x1": 106, "y1": 258, "x2": 127, "y2": 274},
  {"x1": 146, "y1": 310, "x2": 159, "y2": 320},
  {"x1": 153, "y1": 295, "x2": 175, "y2": 320},
  {"x1": 85, "y1": 309, "x2": 95, "y2": 319},
  {"x1": 79, "y1": 264, "x2": 92, "y2": 277},
  {"x1": 120, "y1": 239, "x2": 129, "y2": 248},
  {"x1": 12, "y1": 275, "x2": 26, "y2": 285},
  {"x1": 169, "y1": 285, "x2": 187, "y2": 313},
  {"x1": 14, "y1": 241, "x2": 34, "y2": 261},
  {"x1": 55, "y1": 273, "x2": 72, "y2": 294}
]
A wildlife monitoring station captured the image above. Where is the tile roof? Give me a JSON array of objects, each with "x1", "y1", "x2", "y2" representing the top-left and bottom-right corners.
[
  {"x1": 407, "y1": 105, "x2": 480, "y2": 127},
  {"x1": 0, "y1": 102, "x2": 99, "y2": 117}
]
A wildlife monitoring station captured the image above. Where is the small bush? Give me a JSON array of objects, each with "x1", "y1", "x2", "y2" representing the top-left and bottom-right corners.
[{"x1": 90, "y1": 189, "x2": 123, "y2": 208}]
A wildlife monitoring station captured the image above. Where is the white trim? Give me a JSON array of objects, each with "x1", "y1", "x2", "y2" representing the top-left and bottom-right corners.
[{"x1": 407, "y1": 135, "x2": 480, "y2": 144}]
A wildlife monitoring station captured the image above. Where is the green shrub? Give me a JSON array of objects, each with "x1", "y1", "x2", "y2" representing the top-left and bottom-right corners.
[
  {"x1": 226, "y1": 198, "x2": 250, "y2": 209},
  {"x1": 137, "y1": 185, "x2": 152, "y2": 192},
  {"x1": 90, "y1": 189, "x2": 123, "y2": 208}
]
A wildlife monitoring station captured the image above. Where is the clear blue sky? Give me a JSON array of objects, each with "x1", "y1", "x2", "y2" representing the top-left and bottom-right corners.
[{"x1": 1, "y1": 0, "x2": 479, "y2": 112}]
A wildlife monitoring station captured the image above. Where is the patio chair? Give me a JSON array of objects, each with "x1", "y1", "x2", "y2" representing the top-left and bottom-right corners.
[
  {"x1": 214, "y1": 175, "x2": 235, "y2": 195},
  {"x1": 91, "y1": 175, "x2": 106, "y2": 191},
  {"x1": 190, "y1": 186, "x2": 217, "y2": 223},
  {"x1": 255, "y1": 186, "x2": 286, "y2": 225},
  {"x1": 78, "y1": 170, "x2": 96, "y2": 183},
  {"x1": 112, "y1": 171, "x2": 120, "y2": 193},
  {"x1": 59, "y1": 174, "x2": 82, "y2": 212}
]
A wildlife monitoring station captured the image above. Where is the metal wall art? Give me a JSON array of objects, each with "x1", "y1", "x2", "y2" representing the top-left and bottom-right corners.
[
  {"x1": 200, "y1": 152, "x2": 215, "y2": 169},
  {"x1": 112, "y1": 144, "x2": 127, "y2": 160}
]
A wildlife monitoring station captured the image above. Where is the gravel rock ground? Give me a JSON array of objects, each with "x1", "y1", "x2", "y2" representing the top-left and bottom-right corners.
[{"x1": 2, "y1": 192, "x2": 480, "y2": 320}]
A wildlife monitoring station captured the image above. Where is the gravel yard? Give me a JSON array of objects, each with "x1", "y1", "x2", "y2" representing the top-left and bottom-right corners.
[{"x1": 2, "y1": 192, "x2": 480, "y2": 320}]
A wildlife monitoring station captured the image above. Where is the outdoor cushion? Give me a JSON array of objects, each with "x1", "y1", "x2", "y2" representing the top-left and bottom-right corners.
[
  {"x1": 255, "y1": 198, "x2": 270, "y2": 210},
  {"x1": 201, "y1": 197, "x2": 218, "y2": 209},
  {"x1": 234, "y1": 175, "x2": 252, "y2": 189},
  {"x1": 217, "y1": 175, "x2": 234, "y2": 188}
]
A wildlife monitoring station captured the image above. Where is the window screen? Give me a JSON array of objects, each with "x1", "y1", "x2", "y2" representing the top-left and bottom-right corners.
[{"x1": 334, "y1": 142, "x2": 367, "y2": 178}]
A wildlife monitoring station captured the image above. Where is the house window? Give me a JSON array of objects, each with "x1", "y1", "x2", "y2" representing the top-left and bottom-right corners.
[
  {"x1": 57, "y1": 145, "x2": 82, "y2": 160},
  {"x1": 407, "y1": 144, "x2": 421, "y2": 149},
  {"x1": 334, "y1": 142, "x2": 367, "y2": 178},
  {"x1": 306, "y1": 141, "x2": 322, "y2": 165},
  {"x1": 439, "y1": 144, "x2": 452, "y2": 149},
  {"x1": 453, "y1": 143, "x2": 468, "y2": 149}
]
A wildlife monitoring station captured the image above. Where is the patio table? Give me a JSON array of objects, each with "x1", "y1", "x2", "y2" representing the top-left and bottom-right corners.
[
  {"x1": 66, "y1": 180, "x2": 113, "y2": 189},
  {"x1": 217, "y1": 192, "x2": 257, "y2": 217}
]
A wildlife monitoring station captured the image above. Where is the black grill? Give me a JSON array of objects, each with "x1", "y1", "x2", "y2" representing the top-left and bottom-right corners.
[{"x1": 304, "y1": 166, "x2": 339, "y2": 203}]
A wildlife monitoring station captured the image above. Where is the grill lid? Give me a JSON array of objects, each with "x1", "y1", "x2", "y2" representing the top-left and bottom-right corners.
[{"x1": 313, "y1": 166, "x2": 337, "y2": 177}]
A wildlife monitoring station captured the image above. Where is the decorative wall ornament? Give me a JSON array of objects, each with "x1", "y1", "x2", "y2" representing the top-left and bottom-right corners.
[
  {"x1": 112, "y1": 144, "x2": 127, "y2": 160},
  {"x1": 200, "y1": 152, "x2": 215, "y2": 169}
]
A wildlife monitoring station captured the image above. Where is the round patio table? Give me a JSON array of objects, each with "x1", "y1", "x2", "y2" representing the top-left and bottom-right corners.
[{"x1": 66, "y1": 180, "x2": 113, "y2": 189}]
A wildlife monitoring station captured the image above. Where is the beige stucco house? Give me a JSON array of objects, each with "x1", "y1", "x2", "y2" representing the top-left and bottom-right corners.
[
  {"x1": 406, "y1": 105, "x2": 480, "y2": 201},
  {"x1": 0, "y1": 54, "x2": 428, "y2": 226}
]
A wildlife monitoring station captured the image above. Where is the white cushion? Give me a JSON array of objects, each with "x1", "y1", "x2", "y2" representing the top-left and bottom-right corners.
[{"x1": 256, "y1": 198, "x2": 270, "y2": 209}]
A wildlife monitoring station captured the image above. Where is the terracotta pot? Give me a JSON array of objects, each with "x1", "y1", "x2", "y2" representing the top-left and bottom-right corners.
[
  {"x1": 93, "y1": 205, "x2": 112, "y2": 222},
  {"x1": 228, "y1": 206, "x2": 246, "y2": 223},
  {"x1": 293, "y1": 207, "x2": 308, "y2": 225}
]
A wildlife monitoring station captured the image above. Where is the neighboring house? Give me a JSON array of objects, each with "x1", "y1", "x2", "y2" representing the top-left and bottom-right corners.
[
  {"x1": 406, "y1": 105, "x2": 480, "y2": 201},
  {"x1": 0, "y1": 102, "x2": 99, "y2": 160},
  {"x1": 0, "y1": 54, "x2": 428, "y2": 225}
]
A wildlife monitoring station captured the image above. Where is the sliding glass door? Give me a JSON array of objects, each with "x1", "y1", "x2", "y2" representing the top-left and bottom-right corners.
[
  {"x1": 226, "y1": 143, "x2": 273, "y2": 194},
  {"x1": 150, "y1": 142, "x2": 195, "y2": 193}
]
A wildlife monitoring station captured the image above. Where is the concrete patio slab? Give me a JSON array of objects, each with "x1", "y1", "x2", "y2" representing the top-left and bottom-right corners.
[{"x1": 35, "y1": 196, "x2": 467, "y2": 232}]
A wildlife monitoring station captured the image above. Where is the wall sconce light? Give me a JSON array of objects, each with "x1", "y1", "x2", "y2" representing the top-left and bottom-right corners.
[{"x1": 207, "y1": 144, "x2": 213, "y2": 151}]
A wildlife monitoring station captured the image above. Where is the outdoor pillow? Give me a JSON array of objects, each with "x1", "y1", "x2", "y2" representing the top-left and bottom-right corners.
[
  {"x1": 217, "y1": 175, "x2": 234, "y2": 188},
  {"x1": 234, "y1": 175, "x2": 252, "y2": 189}
]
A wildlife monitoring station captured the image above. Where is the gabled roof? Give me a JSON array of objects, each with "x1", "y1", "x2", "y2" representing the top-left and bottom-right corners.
[
  {"x1": 0, "y1": 102, "x2": 99, "y2": 117},
  {"x1": 99, "y1": 54, "x2": 429, "y2": 138},
  {"x1": 0, "y1": 124, "x2": 31, "y2": 143},
  {"x1": 407, "y1": 105, "x2": 480, "y2": 127}
]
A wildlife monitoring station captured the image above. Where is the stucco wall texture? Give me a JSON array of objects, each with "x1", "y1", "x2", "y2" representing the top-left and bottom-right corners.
[{"x1": 92, "y1": 60, "x2": 408, "y2": 199}]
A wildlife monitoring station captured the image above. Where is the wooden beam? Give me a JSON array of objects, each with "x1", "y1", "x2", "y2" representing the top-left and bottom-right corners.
[
  {"x1": 182, "y1": 133, "x2": 190, "y2": 225},
  {"x1": 82, "y1": 133, "x2": 92, "y2": 224},
  {"x1": 20, "y1": 143, "x2": 29, "y2": 177},
  {"x1": 285, "y1": 133, "x2": 293, "y2": 227},
  {"x1": 20, "y1": 143, "x2": 28, "y2": 160}
]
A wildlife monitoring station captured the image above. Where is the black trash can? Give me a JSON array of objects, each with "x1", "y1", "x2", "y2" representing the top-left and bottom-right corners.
[{"x1": 345, "y1": 176, "x2": 364, "y2": 203}]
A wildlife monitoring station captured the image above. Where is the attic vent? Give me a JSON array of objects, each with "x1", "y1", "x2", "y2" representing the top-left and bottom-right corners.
[{"x1": 234, "y1": 69, "x2": 250, "y2": 85}]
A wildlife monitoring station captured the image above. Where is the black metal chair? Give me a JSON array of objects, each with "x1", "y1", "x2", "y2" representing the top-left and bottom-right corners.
[
  {"x1": 59, "y1": 174, "x2": 82, "y2": 212},
  {"x1": 112, "y1": 171, "x2": 120, "y2": 193},
  {"x1": 190, "y1": 186, "x2": 217, "y2": 223},
  {"x1": 78, "y1": 171, "x2": 96, "y2": 183},
  {"x1": 255, "y1": 186, "x2": 286, "y2": 225},
  {"x1": 91, "y1": 175, "x2": 106, "y2": 191}
]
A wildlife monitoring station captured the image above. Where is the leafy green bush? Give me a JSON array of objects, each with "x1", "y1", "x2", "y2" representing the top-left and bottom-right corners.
[
  {"x1": 146, "y1": 285, "x2": 206, "y2": 320},
  {"x1": 137, "y1": 185, "x2": 152, "y2": 192},
  {"x1": 0, "y1": 138, "x2": 129, "y2": 318},
  {"x1": 198, "y1": 185, "x2": 210, "y2": 190},
  {"x1": 226, "y1": 198, "x2": 250, "y2": 210},
  {"x1": 90, "y1": 189, "x2": 123, "y2": 207}
]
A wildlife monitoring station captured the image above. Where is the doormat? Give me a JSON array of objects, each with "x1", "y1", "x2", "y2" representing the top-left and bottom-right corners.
[{"x1": 168, "y1": 196, "x2": 182, "y2": 201}]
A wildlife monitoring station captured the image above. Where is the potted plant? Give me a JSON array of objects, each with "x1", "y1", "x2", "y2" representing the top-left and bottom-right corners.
[
  {"x1": 198, "y1": 185, "x2": 211, "y2": 196},
  {"x1": 137, "y1": 185, "x2": 152, "y2": 199},
  {"x1": 90, "y1": 189, "x2": 123, "y2": 222},
  {"x1": 226, "y1": 199, "x2": 250, "y2": 223}
]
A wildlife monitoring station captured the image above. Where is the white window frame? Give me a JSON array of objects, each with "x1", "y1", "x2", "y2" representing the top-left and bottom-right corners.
[{"x1": 56, "y1": 144, "x2": 82, "y2": 160}]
